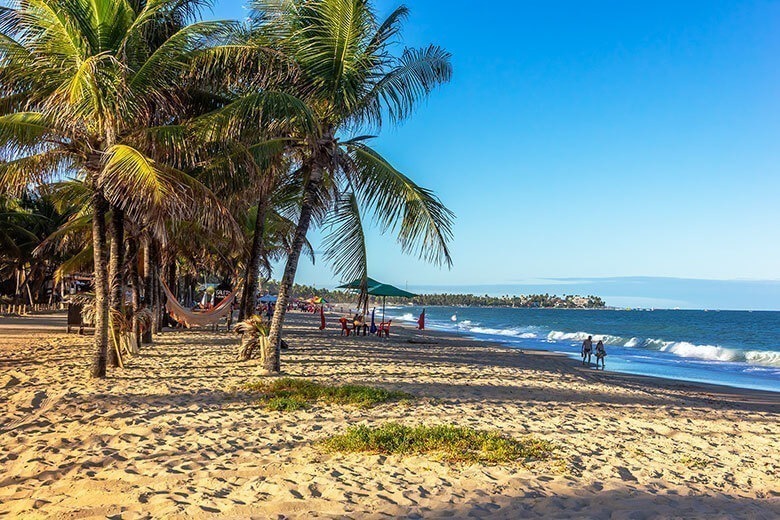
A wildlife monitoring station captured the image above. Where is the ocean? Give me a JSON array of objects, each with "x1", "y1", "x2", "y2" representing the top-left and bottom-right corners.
[{"x1": 384, "y1": 306, "x2": 780, "y2": 393}]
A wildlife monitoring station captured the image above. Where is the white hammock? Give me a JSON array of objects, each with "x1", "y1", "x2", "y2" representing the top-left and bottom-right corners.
[{"x1": 160, "y1": 279, "x2": 239, "y2": 328}]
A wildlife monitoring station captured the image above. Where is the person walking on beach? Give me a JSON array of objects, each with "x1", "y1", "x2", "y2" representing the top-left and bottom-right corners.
[
  {"x1": 582, "y1": 336, "x2": 593, "y2": 365},
  {"x1": 595, "y1": 340, "x2": 607, "y2": 370}
]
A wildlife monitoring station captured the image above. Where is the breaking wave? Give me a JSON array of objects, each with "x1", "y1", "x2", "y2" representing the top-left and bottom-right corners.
[
  {"x1": 469, "y1": 326, "x2": 538, "y2": 339},
  {"x1": 388, "y1": 309, "x2": 780, "y2": 370},
  {"x1": 545, "y1": 330, "x2": 780, "y2": 367}
]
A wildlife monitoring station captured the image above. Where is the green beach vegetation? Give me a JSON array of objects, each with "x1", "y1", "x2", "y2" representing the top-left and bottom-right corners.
[
  {"x1": 251, "y1": 281, "x2": 606, "y2": 309},
  {"x1": 0, "y1": 0, "x2": 453, "y2": 377},
  {"x1": 402, "y1": 292, "x2": 606, "y2": 309},
  {"x1": 243, "y1": 377, "x2": 412, "y2": 410},
  {"x1": 321, "y1": 423, "x2": 556, "y2": 465}
]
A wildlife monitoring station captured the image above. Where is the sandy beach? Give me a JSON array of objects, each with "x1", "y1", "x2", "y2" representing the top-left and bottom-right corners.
[{"x1": 1, "y1": 310, "x2": 778, "y2": 519}]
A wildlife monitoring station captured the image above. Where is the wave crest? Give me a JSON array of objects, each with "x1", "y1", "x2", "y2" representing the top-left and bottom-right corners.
[{"x1": 545, "y1": 330, "x2": 780, "y2": 367}]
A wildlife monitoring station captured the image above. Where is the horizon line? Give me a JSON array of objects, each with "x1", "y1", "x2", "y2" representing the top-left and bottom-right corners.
[{"x1": 407, "y1": 276, "x2": 780, "y2": 286}]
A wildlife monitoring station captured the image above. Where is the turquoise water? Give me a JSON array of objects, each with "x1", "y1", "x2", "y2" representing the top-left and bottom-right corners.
[{"x1": 386, "y1": 306, "x2": 780, "y2": 393}]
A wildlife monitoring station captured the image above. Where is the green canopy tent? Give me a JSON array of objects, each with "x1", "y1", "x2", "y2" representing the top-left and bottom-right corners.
[
  {"x1": 368, "y1": 283, "x2": 417, "y2": 324},
  {"x1": 336, "y1": 277, "x2": 383, "y2": 290},
  {"x1": 337, "y1": 277, "x2": 383, "y2": 314}
]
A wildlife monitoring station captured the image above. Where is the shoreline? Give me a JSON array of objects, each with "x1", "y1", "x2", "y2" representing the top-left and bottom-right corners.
[
  {"x1": 366, "y1": 305, "x2": 780, "y2": 395},
  {"x1": 381, "y1": 312, "x2": 780, "y2": 405},
  {"x1": 1, "y1": 311, "x2": 778, "y2": 518}
]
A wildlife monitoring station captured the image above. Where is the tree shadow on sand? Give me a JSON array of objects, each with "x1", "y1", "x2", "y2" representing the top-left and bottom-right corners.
[
  {"x1": 413, "y1": 488, "x2": 780, "y2": 519},
  {"x1": 283, "y1": 337, "x2": 780, "y2": 414}
]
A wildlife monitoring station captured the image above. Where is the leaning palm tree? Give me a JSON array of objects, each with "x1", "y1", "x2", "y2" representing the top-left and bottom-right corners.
[
  {"x1": 238, "y1": 0, "x2": 455, "y2": 371},
  {"x1": 0, "y1": 0, "x2": 236, "y2": 377},
  {"x1": 186, "y1": 54, "x2": 312, "y2": 322}
]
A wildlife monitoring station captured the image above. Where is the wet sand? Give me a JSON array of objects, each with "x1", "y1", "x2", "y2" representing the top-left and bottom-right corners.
[{"x1": 1, "y1": 311, "x2": 778, "y2": 519}]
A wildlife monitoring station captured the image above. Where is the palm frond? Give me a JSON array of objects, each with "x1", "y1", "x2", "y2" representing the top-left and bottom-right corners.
[
  {"x1": 366, "y1": 5, "x2": 408, "y2": 53},
  {"x1": 47, "y1": 178, "x2": 94, "y2": 217},
  {"x1": 0, "y1": 112, "x2": 57, "y2": 155},
  {"x1": 100, "y1": 144, "x2": 240, "y2": 239},
  {"x1": 0, "y1": 150, "x2": 74, "y2": 196},
  {"x1": 196, "y1": 138, "x2": 290, "y2": 200},
  {"x1": 192, "y1": 90, "x2": 317, "y2": 142},
  {"x1": 355, "y1": 45, "x2": 452, "y2": 128},
  {"x1": 322, "y1": 190, "x2": 368, "y2": 286},
  {"x1": 344, "y1": 142, "x2": 454, "y2": 267},
  {"x1": 126, "y1": 124, "x2": 194, "y2": 168},
  {"x1": 130, "y1": 20, "x2": 237, "y2": 98},
  {"x1": 35, "y1": 212, "x2": 93, "y2": 256},
  {"x1": 189, "y1": 33, "x2": 297, "y2": 92},
  {"x1": 54, "y1": 243, "x2": 94, "y2": 283}
]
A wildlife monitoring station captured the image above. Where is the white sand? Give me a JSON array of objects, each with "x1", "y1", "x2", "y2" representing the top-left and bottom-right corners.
[{"x1": 1, "y1": 311, "x2": 778, "y2": 519}]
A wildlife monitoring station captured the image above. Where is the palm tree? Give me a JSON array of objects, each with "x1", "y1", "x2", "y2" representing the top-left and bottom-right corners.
[
  {"x1": 186, "y1": 54, "x2": 313, "y2": 322},
  {"x1": 0, "y1": 0, "x2": 236, "y2": 377},
  {"x1": 239, "y1": 0, "x2": 455, "y2": 371},
  {"x1": 0, "y1": 191, "x2": 74, "y2": 303}
]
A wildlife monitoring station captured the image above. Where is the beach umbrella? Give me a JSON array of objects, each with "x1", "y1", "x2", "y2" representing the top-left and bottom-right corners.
[
  {"x1": 258, "y1": 294, "x2": 278, "y2": 303},
  {"x1": 338, "y1": 277, "x2": 383, "y2": 314},
  {"x1": 369, "y1": 308, "x2": 377, "y2": 334},
  {"x1": 417, "y1": 308, "x2": 426, "y2": 330},
  {"x1": 308, "y1": 296, "x2": 327, "y2": 305},
  {"x1": 336, "y1": 277, "x2": 383, "y2": 290},
  {"x1": 367, "y1": 284, "x2": 417, "y2": 324}
]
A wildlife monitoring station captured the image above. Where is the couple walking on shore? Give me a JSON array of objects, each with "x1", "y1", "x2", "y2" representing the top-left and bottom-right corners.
[{"x1": 582, "y1": 336, "x2": 607, "y2": 369}]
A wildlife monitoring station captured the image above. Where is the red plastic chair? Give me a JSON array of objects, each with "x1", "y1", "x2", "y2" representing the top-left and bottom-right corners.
[
  {"x1": 378, "y1": 320, "x2": 392, "y2": 338},
  {"x1": 339, "y1": 317, "x2": 351, "y2": 336}
]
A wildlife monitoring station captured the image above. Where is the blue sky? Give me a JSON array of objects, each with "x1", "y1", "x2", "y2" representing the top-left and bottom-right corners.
[{"x1": 210, "y1": 1, "x2": 780, "y2": 308}]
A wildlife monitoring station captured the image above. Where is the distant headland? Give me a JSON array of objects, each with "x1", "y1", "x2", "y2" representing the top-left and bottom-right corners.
[
  {"x1": 399, "y1": 293, "x2": 606, "y2": 309},
  {"x1": 266, "y1": 282, "x2": 606, "y2": 309}
]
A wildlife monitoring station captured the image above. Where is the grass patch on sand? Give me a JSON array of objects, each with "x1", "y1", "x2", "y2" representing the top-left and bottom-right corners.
[
  {"x1": 244, "y1": 378, "x2": 412, "y2": 410},
  {"x1": 321, "y1": 423, "x2": 556, "y2": 465},
  {"x1": 265, "y1": 396, "x2": 309, "y2": 411},
  {"x1": 679, "y1": 455, "x2": 710, "y2": 469}
]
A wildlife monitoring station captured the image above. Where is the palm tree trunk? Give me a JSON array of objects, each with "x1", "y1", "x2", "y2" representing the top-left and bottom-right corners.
[
  {"x1": 155, "y1": 260, "x2": 167, "y2": 332},
  {"x1": 153, "y1": 258, "x2": 162, "y2": 334},
  {"x1": 90, "y1": 191, "x2": 109, "y2": 378},
  {"x1": 266, "y1": 167, "x2": 321, "y2": 372},
  {"x1": 107, "y1": 207, "x2": 124, "y2": 368},
  {"x1": 163, "y1": 260, "x2": 176, "y2": 328},
  {"x1": 239, "y1": 199, "x2": 268, "y2": 322},
  {"x1": 142, "y1": 239, "x2": 153, "y2": 344},
  {"x1": 127, "y1": 237, "x2": 141, "y2": 353}
]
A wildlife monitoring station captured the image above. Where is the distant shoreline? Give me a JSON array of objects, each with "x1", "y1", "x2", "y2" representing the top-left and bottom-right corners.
[{"x1": 355, "y1": 303, "x2": 780, "y2": 313}]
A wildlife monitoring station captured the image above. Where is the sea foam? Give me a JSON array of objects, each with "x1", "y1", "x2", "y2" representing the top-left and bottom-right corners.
[{"x1": 545, "y1": 330, "x2": 780, "y2": 367}]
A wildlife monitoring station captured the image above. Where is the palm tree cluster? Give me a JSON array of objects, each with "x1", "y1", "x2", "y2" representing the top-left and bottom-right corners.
[
  {"x1": 0, "y1": 0, "x2": 453, "y2": 377},
  {"x1": 391, "y1": 293, "x2": 606, "y2": 308}
]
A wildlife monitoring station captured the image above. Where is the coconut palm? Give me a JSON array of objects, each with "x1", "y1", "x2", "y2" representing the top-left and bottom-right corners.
[
  {"x1": 236, "y1": 0, "x2": 455, "y2": 371},
  {"x1": 0, "y1": 191, "x2": 74, "y2": 302},
  {"x1": 187, "y1": 60, "x2": 314, "y2": 322},
  {"x1": 0, "y1": 0, "x2": 237, "y2": 377}
]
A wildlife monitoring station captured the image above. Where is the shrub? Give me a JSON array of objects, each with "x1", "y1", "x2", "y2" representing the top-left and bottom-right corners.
[
  {"x1": 265, "y1": 396, "x2": 309, "y2": 411},
  {"x1": 243, "y1": 378, "x2": 412, "y2": 409},
  {"x1": 321, "y1": 423, "x2": 555, "y2": 464}
]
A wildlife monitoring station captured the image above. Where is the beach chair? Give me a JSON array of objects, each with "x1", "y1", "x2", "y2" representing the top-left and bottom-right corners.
[
  {"x1": 339, "y1": 317, "x2": 351, "y2": 336},
  {"x1": 378, "y1": 320, "x2": 392, "y2": 338},
  {"x1": 66, "y1": 303, "x2": 84, "y2": 334}
]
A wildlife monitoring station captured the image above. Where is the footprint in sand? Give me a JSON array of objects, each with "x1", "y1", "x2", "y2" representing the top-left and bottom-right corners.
[
  {"x1": 617, "y1": 466, "x2": 639, "y2": 481},
  {"x1": 30, "y1": 390, "x2": 49, "y2": 409},
  {"x1": 3, "y1": 389, "x2": 57, "y2": 431},
  {"x1": 2, "y1": 373, "x2": 22, "y2": 388},
  {"x1": 308, "y1": 483, "x2": 322, "y2": 498}
]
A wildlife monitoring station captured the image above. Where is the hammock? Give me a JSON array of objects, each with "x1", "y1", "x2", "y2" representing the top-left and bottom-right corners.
[{"x1": 160, "y1": 279, "x2": 240, "y2": 328}]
